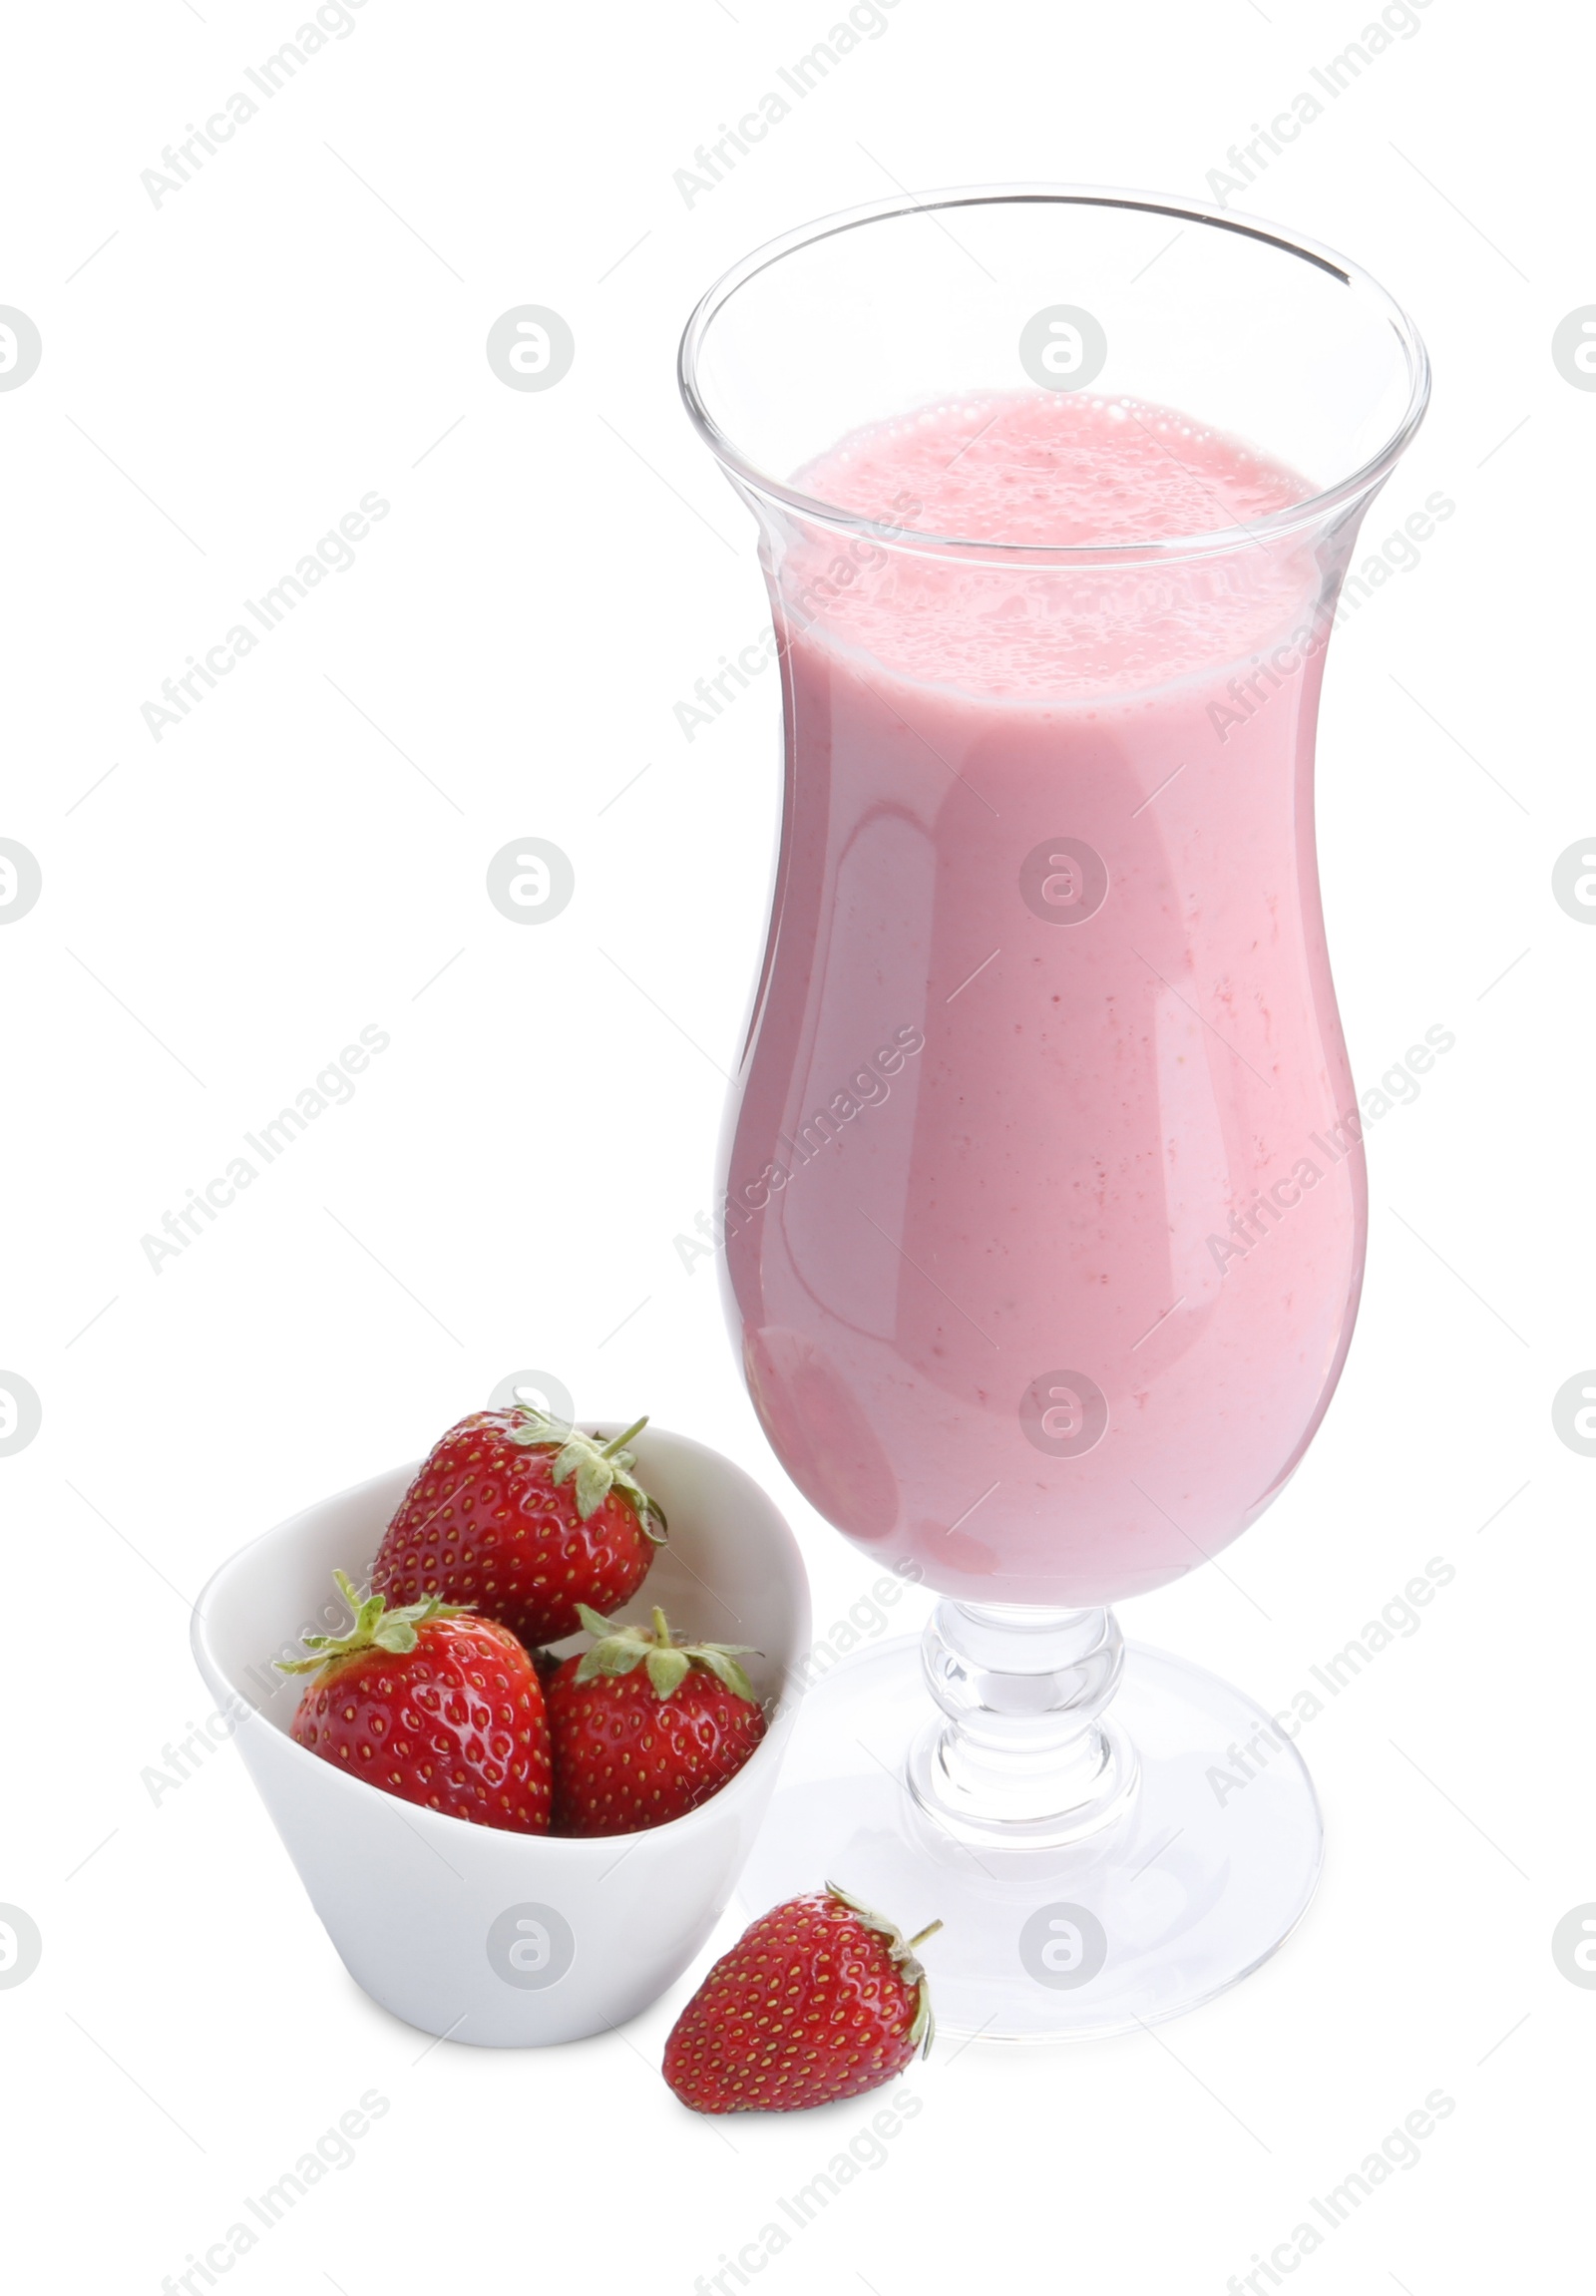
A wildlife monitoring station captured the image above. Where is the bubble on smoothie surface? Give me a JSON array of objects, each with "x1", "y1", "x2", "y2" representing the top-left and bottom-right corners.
[{"x1": 786, "y1": 393, "x2": 1326, "y2": 701}]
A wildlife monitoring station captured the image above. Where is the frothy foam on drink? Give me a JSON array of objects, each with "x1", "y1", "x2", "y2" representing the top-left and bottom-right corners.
[{"x1": 788, "y1": 393, "x2": 1324, "y2": 701}]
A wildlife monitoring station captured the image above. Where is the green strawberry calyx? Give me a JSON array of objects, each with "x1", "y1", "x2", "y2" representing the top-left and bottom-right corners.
[
  {"x1": 824, "y1": 1881, "x2": 943, "y2": 2057},
  {"x1": 573, "y1": 1602, "x2": 758, "y2": 1704},
  {"x1": 506, "y1": 1408, "x2": 667, "y2": 1544},
  {"x1": 276, "y1": 1569, "x2": 465, "y2": 1677}
]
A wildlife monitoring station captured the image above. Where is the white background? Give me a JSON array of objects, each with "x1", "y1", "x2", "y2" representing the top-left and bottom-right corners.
[{"x1": 0, "y1": 0, "x2": 1587, "y2": 2289}]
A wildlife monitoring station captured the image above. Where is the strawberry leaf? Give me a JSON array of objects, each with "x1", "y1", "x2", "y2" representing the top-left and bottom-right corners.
[
  {"x1": 645, "y1": 1646, "x2": 692, "y2": 1698},
  {"x1": 548, "y1": 1435, "x2": 583, "y2": 1480},
  {"x1": 506, "y1": 1407, "x2": 668, "y2": 1544},
  {"x1": 594, "y1": 1639, "x2": 646, "y2": 1677},
  {"x1": 372, "y1": 1618, "x2": 420, "y2": 1655},
  {"x1": 909, "y1": 1980, "x2": 936, "y2": 2056},
  {"x1": 275, "y1": 1571, "x2": 462, "y2": 1679},
  {"x1": 506, "y1": 1406, "x2": 578, "y2": 1449},
  {"x1": 572, "y1": 1453, "x2": 614, "y2": 1521},
  {"x1": 823, "y1": 1881, "x2": 941, "y2": 2058},
  {"x1": 569, "y1": 1604, "x2": 761, "y2": 1705},
  {"x1": 694, "y1": 1648, "x2": 757, "y2": 1703}
]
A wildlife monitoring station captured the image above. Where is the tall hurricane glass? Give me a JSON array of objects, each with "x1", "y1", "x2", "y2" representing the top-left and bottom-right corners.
[{"x1": 680, "y1": 189, "x2": 1427, "y2": 2038}]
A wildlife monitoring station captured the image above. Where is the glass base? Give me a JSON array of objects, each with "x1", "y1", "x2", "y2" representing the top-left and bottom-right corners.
[{"x1": 737, "y1": 1634, "x2": 1323, "y2": 2041}]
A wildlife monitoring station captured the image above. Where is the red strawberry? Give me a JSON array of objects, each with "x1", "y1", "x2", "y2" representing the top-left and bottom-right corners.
[
  {"x1": 280, "y1": 1571, "x2": 553, "y2": 1833},
  {"x1": 662, "y1": 1884, "x2": 941, "y2": 2113},
  {"x1": 371, "y1": 1406, "x2": 666, "y2": 1647},
  {"x1": 547, "y1": 1604, "x2": 767, "y2": 1837}
]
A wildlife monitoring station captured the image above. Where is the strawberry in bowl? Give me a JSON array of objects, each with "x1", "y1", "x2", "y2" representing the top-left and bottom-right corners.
[
  {"x1": 372, "y1": 1405, "x2": 666, "y2": 1646},
  {"x1": 279, "y1": 1571, "x2": 553, "y2": 1833},
  {"x1": 195, "y1": 1417, "x2": 811, "y2": 2046},
  {"x1": 547, "y1": 1604, "x2": 768, "y2": 1837}
]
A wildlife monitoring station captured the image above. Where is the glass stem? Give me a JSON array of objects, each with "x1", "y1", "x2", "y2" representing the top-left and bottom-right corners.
[{"x1": 907, "y1": 1601, "x2": 1139, "y2": 1847}]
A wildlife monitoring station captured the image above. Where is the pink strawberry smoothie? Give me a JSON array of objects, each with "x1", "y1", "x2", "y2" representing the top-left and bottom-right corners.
[{"x1": 723, "y1": 392, "x2": 1367, "y2": 1605}]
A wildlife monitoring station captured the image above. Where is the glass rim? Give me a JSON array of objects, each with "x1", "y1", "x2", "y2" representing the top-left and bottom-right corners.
[{"x1": 677, "y1": 184, "x2": 1432, "y2": 566}]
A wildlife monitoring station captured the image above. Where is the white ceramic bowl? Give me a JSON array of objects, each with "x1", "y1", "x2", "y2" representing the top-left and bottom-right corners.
[{"x1": 191, "y1": 1422, "x2": 810, "y2": 2046}]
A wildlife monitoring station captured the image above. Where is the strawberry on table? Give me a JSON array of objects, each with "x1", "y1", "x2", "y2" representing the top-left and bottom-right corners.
[
  {"x1": 279, "y1": 1570, "x2": 553, "y2": 1833},
  {"x1": 662, "y1": 1884, "x2": 941, "y2": 2113},
  {"x1": 372, "y1": 1406, "x2": 666, "y2": 1648},
  {"x1": 547, "y1": 1604, "x2": 767, "y2": 1837}
]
